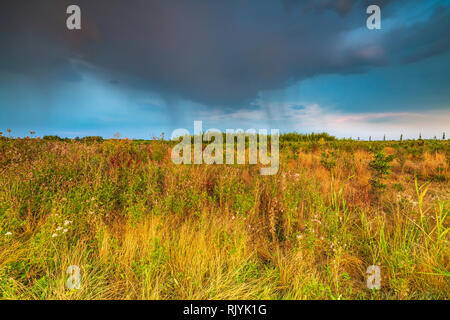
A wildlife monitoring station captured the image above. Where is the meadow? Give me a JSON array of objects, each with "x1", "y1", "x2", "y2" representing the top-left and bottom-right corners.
[{"x1": 0, "y1": 133, "x2": 448, "y2": 299}]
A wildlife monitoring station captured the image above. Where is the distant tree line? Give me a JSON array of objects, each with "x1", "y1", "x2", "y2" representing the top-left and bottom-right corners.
[{"x1": 43, "y1": 135, "x2": 104, "y2": 143}]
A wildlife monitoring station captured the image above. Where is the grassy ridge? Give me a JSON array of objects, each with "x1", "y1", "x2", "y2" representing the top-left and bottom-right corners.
[{"x1": 0, "y1": 136, "x2": 448, "y2": 299}]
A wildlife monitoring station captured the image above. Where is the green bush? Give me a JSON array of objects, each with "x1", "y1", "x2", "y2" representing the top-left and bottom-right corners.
[{"x1": 369, "y1": 151, "x2": 394, "y2": 190}]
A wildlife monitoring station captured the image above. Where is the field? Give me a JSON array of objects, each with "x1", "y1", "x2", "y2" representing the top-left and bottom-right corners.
[{"x1": 0, "y1": 134, "x2": 448, "y2": 299}]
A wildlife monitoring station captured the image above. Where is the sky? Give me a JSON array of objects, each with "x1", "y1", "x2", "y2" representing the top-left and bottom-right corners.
[{"x1": 0, "y1": 0, "x2": 449, "y2": 140}]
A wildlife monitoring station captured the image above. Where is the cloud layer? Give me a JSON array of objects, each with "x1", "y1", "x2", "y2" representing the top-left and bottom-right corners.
[{"x1": 1, "y1": 0, "x2": 449, "y2": 108}]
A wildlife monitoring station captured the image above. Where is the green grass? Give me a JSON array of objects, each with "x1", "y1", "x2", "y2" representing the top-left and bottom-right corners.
[{"x1": 0, "y1": 136, "x2": 448, "y2": 299}]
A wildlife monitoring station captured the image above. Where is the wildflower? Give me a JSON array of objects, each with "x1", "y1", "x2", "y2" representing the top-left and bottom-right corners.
[
  {"x1": 56, "y1": 227, "x2": 63, "y2": 231},
  {"x1": 232, "y1": 216, "x2": 235, "y2": 220},
  {"x1": 320, "y1": 236, "x2": 324, "y2": 241},
  {"x1": 52, "y1": 233, "x2": 58, "y2": 238},
  {"x1": 296, "y1": 234, "x2": 303, "y2": 240},
  {"x1": 5, "y1": 232, "x2": 12, "y2": 236},
  {"x1": 64, "y1": 220, "x2": 72, "y2": 226},
  {"x1": 63, "y1": 229, "x2": 68, "y2": 233}
]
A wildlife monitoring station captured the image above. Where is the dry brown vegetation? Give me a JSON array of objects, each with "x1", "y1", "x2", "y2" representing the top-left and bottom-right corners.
[{"x1": 0, "y1": 136, "x2": 448, "y2": 299}]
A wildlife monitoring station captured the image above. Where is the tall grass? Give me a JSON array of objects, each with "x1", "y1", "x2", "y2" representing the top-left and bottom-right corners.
[{"x1": 0, "y1": 137, "x2": 448, "y2": 299}]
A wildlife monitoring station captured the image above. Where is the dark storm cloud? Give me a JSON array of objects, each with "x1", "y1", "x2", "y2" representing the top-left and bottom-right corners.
[
  {"x1": 283, "y1": 0, "x2": 400, "y2": 16},
  {"x1": 384, "y1": 5, "x2": 450, "y2": 64},
  {"x1": 283, "y1": 0, "x2": 358, "y2": 16},
  {"x1": 1, "y1": 0, "x2": 449, "y2": 107}
]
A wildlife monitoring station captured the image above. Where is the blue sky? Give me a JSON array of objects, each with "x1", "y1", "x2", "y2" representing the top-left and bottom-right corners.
[{"x1": 0, "y1": 0, "x2": 449, "y2": 139}]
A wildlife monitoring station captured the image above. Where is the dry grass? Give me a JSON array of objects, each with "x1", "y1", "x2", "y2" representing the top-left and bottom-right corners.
[{"x1": 0, "y1": 137, "x2": 448, "y2": 299}]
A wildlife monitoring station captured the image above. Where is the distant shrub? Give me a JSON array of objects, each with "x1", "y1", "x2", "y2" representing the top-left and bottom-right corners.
[
  {"x1": 320, "y1": 151, "x2": 337, "y2": 171},
  {"x1": 369, "y1": 151, "x2": 394, "y2": 190},
  {"x1": 43, "y1": 135, "x2": 63, "y2": 141},
  {"x1": 80, "y1": 136, "x2": 104, "y2": 143},
  {"x1": 150, "y1": 142, "x2": 167, "y2": 162},
  {"x1": 280, "y1": 132, "x2": 336, "y2": 143}
]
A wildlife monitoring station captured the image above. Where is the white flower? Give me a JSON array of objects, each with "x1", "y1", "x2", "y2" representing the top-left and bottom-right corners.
[
  {"x1": 52, "y1": 233, "x2": 58, "y2": 238},
  {"x1": 56, "y1": 227, "x2": 63, "y2": 231},
  {"x1": 5, "y1": 232, "x2": 12, "y2": 236},
  {"x1": 63, "y1": 229, "x2": 68, "y2": 233},
  {"x1": 64, "y1": 220, "x2": 72, "y2": 226}
]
